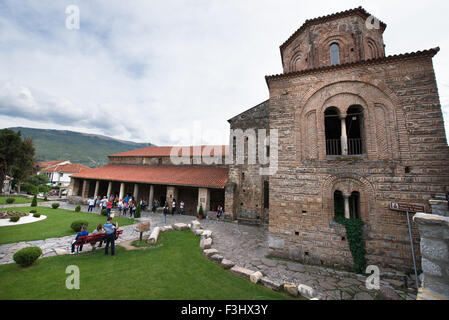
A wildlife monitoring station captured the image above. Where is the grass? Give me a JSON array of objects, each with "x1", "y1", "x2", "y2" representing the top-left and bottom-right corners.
[
  {"x1": 0, "y1": 196, "x2": 44, "y2": 205},
  {"x1": 0, "y1": 231, "x2": 294, "y2": 300},
  {"x1": 0, "y1": 206, "x2": 134, "y2": 245}
]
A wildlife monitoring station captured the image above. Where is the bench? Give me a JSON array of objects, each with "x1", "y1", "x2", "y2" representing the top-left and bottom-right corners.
[
  {"x1": 237, "y1": 212, "x2": 261, "y2": 225},
  {"x1": 73, "y1": 229, "x2": 123, "y2": 253}
]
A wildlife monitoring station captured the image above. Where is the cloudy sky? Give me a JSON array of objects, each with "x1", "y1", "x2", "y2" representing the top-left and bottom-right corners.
[{"x1": 0, "y1": 0, "x2": 448, "y2": 146}]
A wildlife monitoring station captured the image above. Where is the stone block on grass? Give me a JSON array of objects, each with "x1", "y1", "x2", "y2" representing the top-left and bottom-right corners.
[
  {"x1": 230, "y1": 266, "x2": 255, "y2": 279},
  {"x1": 261, "y1": 277, "x2": 282, "y2": 291},
  {"x1": 298, "y1": 284, "x2": 316, "y2": 299},
  {"x1": 173, "y1": 223, "x2": 189, "y2": 231},
  {"x1": 203, "y1": 248, "x2": 218, "y2": 257},
  {"x1": 200, "y1": 237, "x2": 212, "y2": 249},
  {"x1": 221, "y1": 259, "x2": 235, "y2": 269},
  {"x1": 284, "y1": 282, "x2": 299, "y2": 297},
  {"x1": 250, "y1": 271, "x2": 263, "y2": 284}
]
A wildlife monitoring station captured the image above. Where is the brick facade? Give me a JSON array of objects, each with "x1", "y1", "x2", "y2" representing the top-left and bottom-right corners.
[{"x1": 228, "y1": 7, "x2": 449, "y2": 272}]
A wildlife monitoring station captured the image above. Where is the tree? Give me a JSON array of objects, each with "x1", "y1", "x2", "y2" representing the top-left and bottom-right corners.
[
  {"x1": 0, "y1": 129, "x2": 35, "y2": 194},
  {"x1": 11, "y1": 137, "x2": 35, "y2": 194}
]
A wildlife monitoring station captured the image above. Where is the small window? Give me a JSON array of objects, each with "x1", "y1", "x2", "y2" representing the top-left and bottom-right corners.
[
  {"x1": 263, "y1": 181, "x2": 269, "y2": 209},
  {"x1": 330, "y1": 43, "x2": 340, "y2": 66}
]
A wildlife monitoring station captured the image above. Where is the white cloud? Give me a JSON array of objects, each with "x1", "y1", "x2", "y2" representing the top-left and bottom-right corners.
[{"x1": 0, "y1": 0, "x2": 448, "y2": 145}]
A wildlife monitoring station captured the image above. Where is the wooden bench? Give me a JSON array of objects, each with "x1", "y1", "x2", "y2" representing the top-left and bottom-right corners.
[
  {"x1": 237, "y1": 212, "x2": 261, "y2": 225},
  {"x1": 74, "y1": 229, "x2": 123, "y2": 253}
]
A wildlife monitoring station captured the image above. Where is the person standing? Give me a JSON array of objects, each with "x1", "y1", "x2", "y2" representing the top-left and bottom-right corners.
[
  {"x1": 106, "y1": 199, "x2": 113, "y2": 218},
  {"x1": 88, "y1": 197, "x2": 95, "y2": 213},
  {"x1": 171, "y1": 199, "x2": 176, "y2": 215},
  {"x1": 117, "y1": 200, "x2": 123, "y2": 216},
  {"x1": 180, "y1": 201, "x2": 185, "y2": 215},
  {"x1": 123, "y1": 200, "x2": 128, "y2": 216},
  {"x1": 104, "y1": 217, "x2": 118, "y2": 256}
]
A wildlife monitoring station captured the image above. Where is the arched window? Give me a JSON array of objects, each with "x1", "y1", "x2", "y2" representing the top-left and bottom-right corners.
[
  {"x1": 346, "y1": 105, "x2": 364, "y2": 155},
  {"x1": 330, "y1": 43, "x2": 340, "y2": 66},
  {"x1": 334, "y1": 190, "x2": 344, "y2": 218},
  {"x1": 325, "y1": 107, "x2": 342, "y2": 155},
  {"x1": 349, "y1": 191, "x2": 360, "y2": 219}
]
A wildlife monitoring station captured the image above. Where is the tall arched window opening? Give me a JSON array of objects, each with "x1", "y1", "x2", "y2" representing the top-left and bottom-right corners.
[
  {"x1": 334, "y1": 190, "x2": 345, "y2": 218},
  {"x1": 330, "y1": 43, "x2": 340, "y2": 66},
  {"x1": 346, "y1": 105, "x2": 364, "y2": 155},
  {"x1": 349, "y1": 191, "x2": 360, "y2": 219},
  {"x1": 325, "y1": 107, "x2": 342, "y2": 155}
]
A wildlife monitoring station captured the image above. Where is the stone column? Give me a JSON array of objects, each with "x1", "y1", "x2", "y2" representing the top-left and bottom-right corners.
[
  {"x1": 224, "y1": 183, "x2": 235, "y2": 219},
  {"x1": 133, "y1": 183, "x2": 139, "y2": 200},
  {"x1": 149, "y1": 185, "x2": 154, "y2": 206},
  {"x1": 343, "y1": 194, "x2": 350, "y2": 219},
  {"x1": 340, "y1": 115, "x2": 348, "y2": 155},
  {"x1": 81, "y1": 180, "x2": 90, "y2": 198},
  {"x1": 68, "y1": 178, "x2": 76, "y2": 197},
  {"x1": 107, "y1": 181, "x2": 112, "y2": 198},
  {"x1": 197, "y1": 188, "x2": 211, "y2": 213},
  {"x1": 119, "y1": 182, "x2": 125, "y2": 200},
  {"x1": 94, "y1": 181, "x2": 100, "y2": 198},
  {"x1": 414, "y1": 194, "x2": 449, "y2": 300},
  {"x1": 166, "y1": 186, "x2": 178, "y2": 205}
]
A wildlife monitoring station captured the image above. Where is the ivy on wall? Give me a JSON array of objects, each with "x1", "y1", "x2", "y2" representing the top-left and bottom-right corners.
[{"x1": 335, "y1": 216, "x2": 367, "y2": 274}]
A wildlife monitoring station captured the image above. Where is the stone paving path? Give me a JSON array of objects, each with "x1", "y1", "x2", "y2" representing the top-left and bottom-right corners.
[{"x1": 0, "y1": 201, "x2": 418, "y2": 300}]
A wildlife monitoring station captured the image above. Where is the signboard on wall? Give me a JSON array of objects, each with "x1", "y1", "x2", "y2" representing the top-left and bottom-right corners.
[{"x1": 390, "y1": 202, "x2": 426, "y2": 213}]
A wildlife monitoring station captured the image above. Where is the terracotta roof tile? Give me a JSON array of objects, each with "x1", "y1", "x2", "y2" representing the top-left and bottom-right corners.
[
  {"x1": 71, "y1": 165, "x2": 229, "y2": 189},
  {"x1": 43, "y1": 163, "x2": 91, "y2": 174},
  {"x1": 109, "y1": 145, "x2": 229, "y2": 158}
]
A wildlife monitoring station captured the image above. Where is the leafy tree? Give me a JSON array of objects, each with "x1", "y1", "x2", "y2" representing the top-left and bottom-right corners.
[
  {"x1": 12, "y1": 137, "x2": 35, "y2": 193},
  {"x1": 0, "y1": 129, "x2": 35, "y2": 194},
  {"x1": 24, "y1": 173, "x2": 49, "y2": 187}
]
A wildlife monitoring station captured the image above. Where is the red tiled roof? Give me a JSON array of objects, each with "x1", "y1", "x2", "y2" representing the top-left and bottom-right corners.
[
  {"x1": 71, "y1": 165, "x2": 229, "y2": 189},
  {"x1": 37, "y1": 160, "x2": 68, "y2": 168},
  {"x1": 43, "y1": 163, "x2": 92, "y2": 174},
  {"x1": 109, "y1": 145, "x2": 230, "y2": 158},
  {"x1": 266, "y1": 48, "x2": 440, "y2": 83},
  {"x1": 280, "y1": 7, "x2": 387, "y2": 51}
]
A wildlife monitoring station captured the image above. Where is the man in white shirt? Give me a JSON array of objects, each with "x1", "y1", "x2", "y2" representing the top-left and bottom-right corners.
[{"x1": 88, "y1": 198, "x2": 95, "y2": 212}]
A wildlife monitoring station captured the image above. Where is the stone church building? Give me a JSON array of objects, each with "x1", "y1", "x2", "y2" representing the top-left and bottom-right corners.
[
  {"x1": 70, "y1": 7, "x2": 449, "y2": 273},
  {"x1": 226, "y1": 7, "x2": 449, "y2": 272}
]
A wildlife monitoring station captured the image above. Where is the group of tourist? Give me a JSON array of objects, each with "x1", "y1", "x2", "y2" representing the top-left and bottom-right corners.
[
  {"x1": 87, "y1": 194, "x2": 148, "y2": 218},
  {"x1": 70, "y1": 217, "x2": 119, "y2": 256},
  {"x1": 158, "y1": 199, "x2": 185, "y2": 216}
]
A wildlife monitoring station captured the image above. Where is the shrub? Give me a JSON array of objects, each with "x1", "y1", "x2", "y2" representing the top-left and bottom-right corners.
[
  {"x1": 101, "y1": 208, "x2": 108, "y2": 216},
  {"x1": 71, "y1": 221, "x2": 89, "y2": 232},
  {"x1": 198, "y1": 204, "x2": 204, "y2": 218},
  {"x1": 75, "y1": 205, "x2": 81, "y2": 212},
  {"x1": 31, "y1": 195, "x2": 37, "y2": 207},
  {"x1": 44, "y1": 196, "x2": 48, "y2": 201},
  {"x1": 30, "y1": 210, "x2": 37, "y2": 214},
  {"x1": 6, "y1": 197, "x2": 15, "y2": 204},
  {"x1": 33, "y1": 213, "x2": 41, "y2": 218},
  {"x1": 135, "y1": 204, "x2": 141, "y2": 218},
  {"x1": 13, "y1": 247, "x2": 42, "y2": 267},
  {"x1": 10, "y1": 216, "x2": 20, "y2": 222},
  {"x1": 51, "y1": 203, "x2": 60, "y2": 209}
]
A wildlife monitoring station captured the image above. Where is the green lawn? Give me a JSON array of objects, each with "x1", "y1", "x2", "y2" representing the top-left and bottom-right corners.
[
  {"x1": 0, "y1": 206, "x2": 134, "y2": 245},
  {"x1": 0, "y1": 196, "x2": 44, "y2": 205},
  {"x1": 0, "y1": 231, "x2": 294, "y2": 300}
]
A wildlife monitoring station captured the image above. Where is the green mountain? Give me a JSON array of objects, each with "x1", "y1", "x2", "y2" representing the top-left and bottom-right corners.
[{"x1": 8, "y1": 127, "x2": 153, "y2": 168}]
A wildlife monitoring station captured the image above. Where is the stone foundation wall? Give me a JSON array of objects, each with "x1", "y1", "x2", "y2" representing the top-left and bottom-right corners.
[{"x1": 414, "y1": 194, "x2": 449, "y2": 300}]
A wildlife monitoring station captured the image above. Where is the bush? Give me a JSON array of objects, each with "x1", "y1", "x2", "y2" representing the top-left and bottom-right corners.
[
  {"x1": 101, "y1": 208, "x2": 108, "y2": 216},
  {"x1": 6, "y1": 197, "x2": 15, "y2": 204},
  {"x1": 51, "y1": 203, "x2": 60, "y2": 209},
  {"x1": 33, "y1": 213, "x2": 41, "y2": 218},
  {"x1": 31, "y1": 195, "x2": 37, "y2": 207},
  {"x1": 13, "y1": 247, "x2": 42, "y2": 267},
  {"x1": 44, "y1": 196, "x2": 48, "y2": 201},
  {"x1": 30, "y1": 210, "x2": 37, "y2": 214},
  {"x1": 135, "y1": 204, "x2": 141, "y2": 218},
  {"x1": 10, "y1": 216, "x2": 20, "y2": 222},
  {"x1": 71, "y1": 221, "x2": 89, "y2": 232},
  {"x1": 75, "y1": 205, "x2": 81, "y2": 212},
  {"x1": 198, "y1": 205, "x2": 204, "y2": 218}
]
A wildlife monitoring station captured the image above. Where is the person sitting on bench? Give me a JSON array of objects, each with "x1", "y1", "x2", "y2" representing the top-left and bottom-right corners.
[
  {"x1": 90, "y1": 224, "x2": 105, "y2": 250},
  {"x1": 71, "y1": 225, "x2": 89, "y2": 254}
]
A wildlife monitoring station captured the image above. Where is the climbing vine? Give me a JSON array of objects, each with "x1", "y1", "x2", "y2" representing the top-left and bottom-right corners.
[{"x1": 335, "y1": 216, "x2": 366, "y2": 274}]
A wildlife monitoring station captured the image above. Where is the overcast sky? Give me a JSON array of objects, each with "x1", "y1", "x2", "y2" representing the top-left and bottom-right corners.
[{"x1": 0, "y1": 0, "x2": 448, "y2": 146}]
